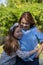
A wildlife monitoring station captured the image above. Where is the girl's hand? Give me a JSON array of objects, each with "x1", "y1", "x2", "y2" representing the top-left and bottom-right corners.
[
  {"x1": 35, "y1": 44, "x2": 43, "y2": 58},
  {"x1": 41, "y1": 43, "x2": 43, "y2": 50}
]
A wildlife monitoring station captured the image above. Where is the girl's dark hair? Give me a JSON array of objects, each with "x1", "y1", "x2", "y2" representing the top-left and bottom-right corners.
[
  {"x1": 19, "y1": 12, "x2": 35, "y2": 28},
  {"x1": 3, "y1": 25, "x2": 19, "y2": 56}
]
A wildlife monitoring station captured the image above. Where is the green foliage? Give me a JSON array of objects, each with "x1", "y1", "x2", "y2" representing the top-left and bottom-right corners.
[
  {"x1": 0, "y1": 7, "x2": 18, "y2": 35},
  {"x1": 0, "y1": 2, "x2": 43, "y2": 36}
]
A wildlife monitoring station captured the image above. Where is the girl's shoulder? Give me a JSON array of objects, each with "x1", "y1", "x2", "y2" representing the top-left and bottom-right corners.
[
  {"x1": 31, "y1": 26, "x2": 41, "y2": 35},
  {"x1": 31, "y1": 27, "x2": 37, "y2": 32}
]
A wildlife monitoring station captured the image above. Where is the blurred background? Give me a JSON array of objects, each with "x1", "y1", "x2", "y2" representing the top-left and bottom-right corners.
[{"x1": 0, "y1": 0, "x2": 43, "y2": 65}]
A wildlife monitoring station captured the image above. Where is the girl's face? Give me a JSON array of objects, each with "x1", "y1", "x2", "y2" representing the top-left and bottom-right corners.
[
  {"x1": 20, "y1": 18, "x2": 30, "y2": 30},
  {"x1": 14, "y1": 26, "x2": 22, "y2": 39}
]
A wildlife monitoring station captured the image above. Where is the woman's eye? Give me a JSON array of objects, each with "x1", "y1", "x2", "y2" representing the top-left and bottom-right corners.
[
  {"x1": 17, "y1": 31, "x2": 20, "y2": 33},
  {"x1": 16, "y1": 30, "x2": 22, "y2": 33},
  {"x1": 16, "y1": 31, "x2": 20, "y2": 33}
]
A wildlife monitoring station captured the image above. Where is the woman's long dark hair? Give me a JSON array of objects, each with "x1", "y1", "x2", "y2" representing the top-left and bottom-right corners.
[{"x1": 3, "y1": 25, "x2": 19, "y2": 56}]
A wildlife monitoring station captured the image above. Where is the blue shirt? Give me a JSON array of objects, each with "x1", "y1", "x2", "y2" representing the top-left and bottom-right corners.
[{"x1": 19, "y1": 27, "x2": 43, "y2": 61}]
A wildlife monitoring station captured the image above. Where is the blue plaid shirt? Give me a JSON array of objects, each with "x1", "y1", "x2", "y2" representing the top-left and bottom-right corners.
[{"x1": 0, "y1": 52, "x2": 16, "y2": 65}]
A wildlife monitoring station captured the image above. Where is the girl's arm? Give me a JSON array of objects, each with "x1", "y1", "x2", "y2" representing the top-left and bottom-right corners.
[
  {"x1": 16, "y1": 47, "x2": 39, "y2": 59},
  {"x1": 35, "y1": 43, "x2": 43, "y2": 58}
]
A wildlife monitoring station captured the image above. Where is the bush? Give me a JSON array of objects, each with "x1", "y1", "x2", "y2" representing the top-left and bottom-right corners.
[{"x1": 0, "y1": 3, "x2": 43, "y2": 36}]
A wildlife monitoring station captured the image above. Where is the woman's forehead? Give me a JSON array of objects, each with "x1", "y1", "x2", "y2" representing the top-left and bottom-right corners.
[{"x1": 15, "y1": 27, "x2": 21, "y2": 31}]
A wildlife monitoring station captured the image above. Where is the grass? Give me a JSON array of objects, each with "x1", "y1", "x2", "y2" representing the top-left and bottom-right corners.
[
  {"x1": 39, "y1": 51, "x2": 43, "y2": 59},
  {"x1": 0, "y1": 45, "x2": 4, "y2": 58},
  {"x1": 0, "y1": 45, "x2": 3, "y2": 53}
]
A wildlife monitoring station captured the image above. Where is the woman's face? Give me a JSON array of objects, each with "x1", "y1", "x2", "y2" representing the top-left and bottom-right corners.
[
  {"x1": 14, "y1": 27, "x2": 22, "y2": 39},
  {"x1": 20, "y1": 18, "x2": 30, "y2": 30}
]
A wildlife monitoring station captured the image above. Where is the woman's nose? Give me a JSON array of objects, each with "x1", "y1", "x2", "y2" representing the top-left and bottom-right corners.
[{"x1": 23, "y1": 24, "x2": 26, "y2": 27}]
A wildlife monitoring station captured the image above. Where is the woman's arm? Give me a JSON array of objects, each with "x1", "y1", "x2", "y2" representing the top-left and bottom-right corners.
[{"x1": 16, "y1": 47, "x2": 39, "y2": 59}]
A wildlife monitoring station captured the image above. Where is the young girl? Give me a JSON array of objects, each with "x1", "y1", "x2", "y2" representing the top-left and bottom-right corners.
[
  {"x1": 16, "y1": 12, "x2": 43, "y2": 65},
  {"x1": 0, "y1": 23, "x2": 39, "y2": 65}
]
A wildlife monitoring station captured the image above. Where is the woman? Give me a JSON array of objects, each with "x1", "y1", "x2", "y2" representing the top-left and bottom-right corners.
[
  {"x1": 0, "y1": 23, "x2": 19, "y2": 65},
  {"x1": 16, "y1": 12, "x2": 43, "y2": 65},
  {"x1": 0, "y1": 23, "x2": 39, "y2": 65}
]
